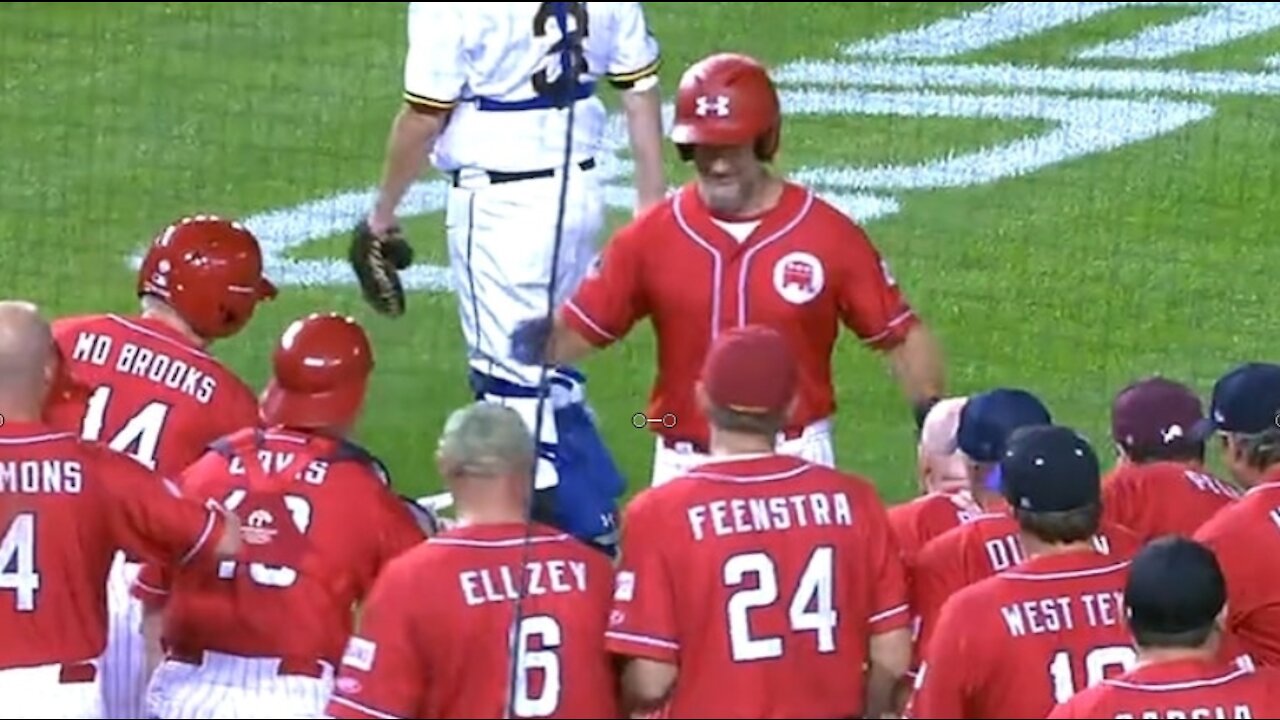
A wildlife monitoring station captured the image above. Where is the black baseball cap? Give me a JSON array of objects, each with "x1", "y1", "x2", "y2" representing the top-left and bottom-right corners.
[
  {"x1": 957, "y1": 388, "x2": 1053, "y2": 463},
  {"x1": 1192, "y1": 362, "x2": 1280, "y2": 439},
  {"x1": 1126, "y1": 536, "x2": 1226, "y2": 637},
  {"x1": 1000, "y1": 424, "x2": 1100, "y2": 513}
]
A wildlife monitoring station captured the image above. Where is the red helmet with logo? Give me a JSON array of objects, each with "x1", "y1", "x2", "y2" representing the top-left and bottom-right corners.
[
  {"x1": 670, "y1": 52, "x2": 782, "y2": 162},
  {"x1": 136, "y1": 215, "x2": 277, "y2": 340},
  {"x1": 260, "y1": 312, "x2": 373, "y2": 429}
]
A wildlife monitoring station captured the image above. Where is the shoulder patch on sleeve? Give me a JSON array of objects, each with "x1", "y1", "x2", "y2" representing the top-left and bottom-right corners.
[
  {"x1": 341, "y1": 636, "x2": 377, "y2": 672},
  {"x1": 614, "y1": 570, "x2": 636, "y2": 602}
]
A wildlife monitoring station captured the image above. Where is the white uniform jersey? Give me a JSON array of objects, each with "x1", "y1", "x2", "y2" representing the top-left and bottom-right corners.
[{"x1": 404, "y1": 1, "x2": 661, "y2": 172}]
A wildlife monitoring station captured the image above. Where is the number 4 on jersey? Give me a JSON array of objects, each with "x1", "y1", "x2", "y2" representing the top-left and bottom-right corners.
[
  {"x1": 0, "y1": 513, "x2": 39, "y2": 612},
  {"x1": 724, "y1": 546, "x2": 839, "y2": 662},
  {"x1": 80, "y1": 385, "x2": 173, "y2": 471}
]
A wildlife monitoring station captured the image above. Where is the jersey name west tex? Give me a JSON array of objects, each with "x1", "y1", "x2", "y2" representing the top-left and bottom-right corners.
[
  {"x1": 403, "y1": 2, "x2": 660, "y2": 171},
  {"x1": 564, "y1": 182, "x2": 918, "y2": 450}
]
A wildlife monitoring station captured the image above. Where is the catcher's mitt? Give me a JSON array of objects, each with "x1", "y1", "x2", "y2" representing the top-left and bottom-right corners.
[{"x1": 349, "y1": 220, "x2": 414, "y2": 317}]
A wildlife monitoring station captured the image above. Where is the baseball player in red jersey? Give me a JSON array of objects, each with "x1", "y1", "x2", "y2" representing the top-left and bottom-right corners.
[
  {"x1": 131, "y1": 313, "x2": 426, "y2": 718},
  {"x1": 326, "y1": 402, "x2": 617, "y2": 720},
  {"x1": 605, "y1": 326, "x2": 912, "y2": 719},
  {"x1": 512, "y1": 51, "x2": 946, "y2": 487},
  {"x1": 888, "y1": 396, "x2": 982, "y2": 568},
  {"x1": 1192, "y1": 362, "x2": 1280, "y2": 667},
  {"x1": 1102, "y1": 376, "x2": 1239, "y2": 541},
  {"x1": 46, "y1": 215, "x2": 274, "y2": 720},
  {"x1": 906, "y1": 425, "x2": 1139, "y2": 719},
  {"x1": 909, "y1": 390, "x2": 1141, "y2": 678},
  {"x1": 1049, "y1": 536, "x2": 1280, "y2": 719},
  {"x1": 0, "y1": 301, "x2": 240, "y2": 720}
]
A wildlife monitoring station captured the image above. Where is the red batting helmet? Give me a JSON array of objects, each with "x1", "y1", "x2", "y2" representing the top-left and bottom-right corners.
[
  {"x1": 670, "y1": 52, "x2": 781, "y2": 162},
  {"x1": 136, "y1": 215, "x2": 277, "y2": 340},
  {"x1": 260, "y1": 312, "x2": 373, "y2": 429}
]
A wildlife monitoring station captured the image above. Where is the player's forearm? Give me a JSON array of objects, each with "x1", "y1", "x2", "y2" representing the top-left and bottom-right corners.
[
  {"x1": 372, "y1": 106, "x2": 445, "y2": 221},
  {"x1": 620, "y1": 657, "x2": 677, "y2": 713},
  {"x1": 621, "y1": 83, "x2": 667, "y2": 213},
  {"x1": 887, "y1": 324, "x2": 946, "y2": 406},
  {"x1": 142, "y1": 604, "x2": 165, "y2": 680},
  {"x1": 867, "y1": 628, "x2": 913, "y2": 719},
  {"x1": 546, "y1": 314, "x2": 599, "y2": 366}
]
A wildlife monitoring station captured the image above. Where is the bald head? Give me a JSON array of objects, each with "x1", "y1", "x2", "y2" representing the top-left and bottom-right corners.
[
  {"x1": 436, "y1": 402, "x2": 536, "y2": 481},
  {"x1": 0, "y1": 300, "x2": 55, "y2": 416}
]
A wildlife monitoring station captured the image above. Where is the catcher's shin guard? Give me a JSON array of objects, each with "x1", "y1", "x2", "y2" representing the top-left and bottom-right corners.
[{"x1": 469, "y1": 368, "x2": 623, "y2": 556}]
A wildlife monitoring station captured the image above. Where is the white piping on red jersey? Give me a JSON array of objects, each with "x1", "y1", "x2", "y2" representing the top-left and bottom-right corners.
[
  {"x1": 428, "y1": 533, "x2": 572, "y2": 548},
  {"x1": 1102, "y1": 664, "x2": 1252, "y2": 692},
  {"x1": 682, "y1": 462, "x2": 814, "y2": 484},
  {"x1": 1243, "y1": 481, "x2": 1280, "y2": 498},
  {"x1": 0, "y1": 432, "x2": 76, "y2": 445},
  {"x1": 671, "y1": 186, "x2": 816, "y2": 342},
  {"x1": 1002, "y1": 559, "x2": 1131, "y2": 581},
  {"x1": 863, "y1": 309, "x2": 917, "y2": 346},
  {"x1": 107, "y1": 314, "x2": 213, "y2": 360}
]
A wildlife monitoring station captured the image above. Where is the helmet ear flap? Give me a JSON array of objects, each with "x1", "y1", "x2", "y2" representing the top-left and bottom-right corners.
[{"x1": 755, "y1": 123, "x2": 780, "y2": 162}]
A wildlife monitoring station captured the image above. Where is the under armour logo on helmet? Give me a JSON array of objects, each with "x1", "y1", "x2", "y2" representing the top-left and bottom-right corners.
[{"x1": 694, "y1": 94, "x2": 730, "y2": 117}]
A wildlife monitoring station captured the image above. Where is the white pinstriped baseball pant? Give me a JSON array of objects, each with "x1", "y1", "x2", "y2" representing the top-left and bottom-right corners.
[
  {"x1": 147, "y1": 651, "x2": 334, "y2": 719},
  {"x1": 650, "y1": 418, "x2": 836, "y2": 486},
  {"x1": 0, "y1": 662, "x2": 102, "y2": 719}
]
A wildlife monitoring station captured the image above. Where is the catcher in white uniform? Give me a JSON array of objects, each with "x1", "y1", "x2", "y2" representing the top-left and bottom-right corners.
[{"x1": 350, "y1": 2, "x2": 666, "y2": 556}]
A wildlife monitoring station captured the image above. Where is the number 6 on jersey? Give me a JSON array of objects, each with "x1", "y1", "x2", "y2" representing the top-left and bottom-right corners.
[{"x1": 724, "y1": 547, "x2": 839, "y2": 662}]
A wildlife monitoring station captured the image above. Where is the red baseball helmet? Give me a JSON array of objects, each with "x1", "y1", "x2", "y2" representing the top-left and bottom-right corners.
[
  {"x1": 670, "y1": 52, "x2": 782, "y2": 161},
  {"x1": 260, "y1": 312, "x2": 373, "y2": 429},
  {"x1": 136, "y1": 215, "x2": 277, "y2": 340}
]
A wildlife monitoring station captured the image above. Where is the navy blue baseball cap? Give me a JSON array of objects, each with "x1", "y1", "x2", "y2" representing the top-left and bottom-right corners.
[
  {"x1": 957, "y1": 389, "x2": 1052, "y2": 490},
  {"x1": 958, "y1": 389, "x2": 1053, "y2": 462},
  {"x1": 1126, "y1": 536, "x2": 1226, "y2": 637},
  {"x1": 1192, "y1": 363, "x2": 1280, "y2": 439},
  {"x1": 1000, "y1": 424, "x2": 1101, "y2": 513}
]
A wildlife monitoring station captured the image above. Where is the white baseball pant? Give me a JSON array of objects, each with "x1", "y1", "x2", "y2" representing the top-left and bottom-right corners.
[
  {"x1": 446, "y1": 158, "x2": 605, "y2": 390},
  {"x1": 101, "y1": 551, "x2": 148, "y2": 719},
  {"x1": 0, "y1": 662, "x2": 102, "y2": 719},
  {"x1": 650, "y1": 418, "x2": 836, "y2": 487},
  {"x1": 147, "y1": 651, "x2": 333, "y2": 719}
]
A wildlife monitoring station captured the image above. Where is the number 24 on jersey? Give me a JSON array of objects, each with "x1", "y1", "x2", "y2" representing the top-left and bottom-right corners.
[{"x1": 723, "y1": 547, "x2": 839, "y2": 662}]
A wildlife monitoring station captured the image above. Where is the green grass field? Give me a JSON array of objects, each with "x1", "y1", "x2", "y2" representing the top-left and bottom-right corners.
[{"x1": 4, "y1": 2, "x2": 1280, "y2": 505}]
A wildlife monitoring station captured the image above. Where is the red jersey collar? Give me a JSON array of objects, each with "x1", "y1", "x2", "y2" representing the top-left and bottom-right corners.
[
  {"x1": 1002, "y1": 546, "x2": 1129, "y2": 577},
  {"x1": 1111, "y1": 657, "x2": 1250, "y2": 688},
  {"x1": 681, "y1": 453, "x2": 811, "y2": 483}
]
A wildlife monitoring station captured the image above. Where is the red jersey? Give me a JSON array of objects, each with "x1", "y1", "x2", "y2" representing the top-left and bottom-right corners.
[
  {"x1": 1102, "y1": 461, "x2": 1239, "y2": 542},
  {"x1": 135, "y1": 428, "x2": 424, "y2": 667},
  {"x1": 326, "y1": 523, "x2": 617, "y2": 720},
  {"x1": 888, "y1": 491, "x2": 983, "y2": 567},
  {"x1": 50, "y1": 313, "x2": 259, "y2": 475},
  {"x1": 911, "y1": 514, "x2": 1139, "y2": 669},
  {"x1": 1194, "y1": 474, "x2": 1280, "y2": 667},
  {"x1": 1048, "y1": 658, "x2": 1280, "y2": 719},
  {"x1": 906, "y1": 549, "x2": 1136, "y2": 719},
  {"x1": 0, "y1": 421, "x2": 225, "y2": 669},
  {"x1": 562, "y1": 182, "x2": 917, "y2": 451},
  {"x1": 605, "y1": 454, "x2": 910, "y2": 719}
]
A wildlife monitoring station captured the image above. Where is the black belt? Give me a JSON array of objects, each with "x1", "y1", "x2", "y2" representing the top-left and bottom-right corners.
[{"x1": 452, "y1": 158, "x2": 594, "y2": 187}]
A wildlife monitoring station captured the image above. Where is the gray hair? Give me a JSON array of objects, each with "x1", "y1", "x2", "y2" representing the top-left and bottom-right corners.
[
  {"x1": 436, "y1": 402, "x2": 536, "y2": 478},
  {"x1": 1231, "y1": 428, "x2": 1280, "y2": 470}
]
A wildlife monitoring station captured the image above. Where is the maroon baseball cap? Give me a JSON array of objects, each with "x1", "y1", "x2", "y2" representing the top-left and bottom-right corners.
[
  {"x1": 700, "y1": 325, "x2": 797, "y2": 415},
  {"x1": 1111, "y1": 377, "x2": 1204, "y2": 453}
]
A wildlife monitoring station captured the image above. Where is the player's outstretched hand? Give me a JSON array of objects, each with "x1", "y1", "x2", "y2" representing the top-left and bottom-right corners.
[
  {"x1": 349, "y1": 219, "x2": 414, "y2": 317},
  {"x1": 510, "y1": 316, "x2": 553, "y2": 365}
]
